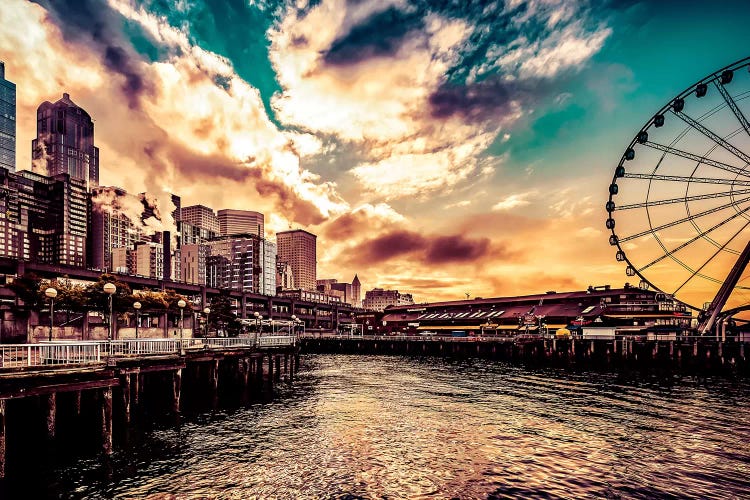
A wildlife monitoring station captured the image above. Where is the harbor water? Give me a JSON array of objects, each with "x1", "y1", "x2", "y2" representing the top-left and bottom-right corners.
[{"x1": 6, "y1": 354, "x2": 750, "y2": 499}]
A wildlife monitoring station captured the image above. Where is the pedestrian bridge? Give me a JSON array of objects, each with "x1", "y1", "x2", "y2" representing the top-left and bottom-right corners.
[{"x1": 0, "y1": 336, "x2": 297, "y2": 369}]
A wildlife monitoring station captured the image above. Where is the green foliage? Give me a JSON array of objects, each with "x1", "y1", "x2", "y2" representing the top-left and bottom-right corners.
[{"x1": 209, "y1": 292, "x2": 241, "y2": 337}]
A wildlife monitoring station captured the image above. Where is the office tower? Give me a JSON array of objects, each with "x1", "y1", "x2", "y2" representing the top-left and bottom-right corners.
[
  {"x1": 205, "y1": 234, "x2": 277, "y2": 294},
  {"x1": 180, "y1": 244, "x2": 208, "y2": 285},
  {"x1": 217, "y1": 209, "x2": 264, "y2": 237},
  {"x1": 32, "y1": 93, "x2": 99, "y2": 188},
  {"x1": 276, "y1": 229, "x2": 316, "y2": 291},
  {"x1": 0, "y1": 62, "x2": 16, "y2": 172},
  {"x1": 352, "y1": 274, "x2": 361, "y2": 308},
  {"x1": 88, "y1": 186, "x2": 148, "y2": 271},
  {"x1": 180, "y1": 205, "x2": 219, "y2": 233}
]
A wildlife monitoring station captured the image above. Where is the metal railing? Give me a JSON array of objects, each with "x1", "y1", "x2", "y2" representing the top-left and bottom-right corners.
[
  {"x1": 0, "y1": 343, "x2": 102, "y2": 368},
  {"x1": 0, "y1": 335, "x2": 296, "y2": 369}
]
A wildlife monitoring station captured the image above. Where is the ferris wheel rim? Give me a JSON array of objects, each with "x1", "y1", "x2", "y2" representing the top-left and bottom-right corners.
[{"x1": 606, "y1": 56, "x2": 750, "y2": 310}]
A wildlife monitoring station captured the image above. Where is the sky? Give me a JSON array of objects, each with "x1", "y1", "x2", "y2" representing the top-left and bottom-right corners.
[{"x1": 2, "y1": 0, "x2": 750, "y2": 305}]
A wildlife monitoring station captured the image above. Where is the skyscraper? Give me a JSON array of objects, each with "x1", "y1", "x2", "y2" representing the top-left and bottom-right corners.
[
  {"x1": 180, "y1": 205, "x2": 219, "y2": 233},
  {"x1": 217, "y1": 209, "x2": 264, "y2": 237},
  {"x1": 276, "y1": 229, "x2": 317, "y2": 291},
  {"x1": 32, "y1": 93, "x2": 100, "y2": 189},
  {"x1": 0, "y1": 62, "x2": 16, "y2": 172}
]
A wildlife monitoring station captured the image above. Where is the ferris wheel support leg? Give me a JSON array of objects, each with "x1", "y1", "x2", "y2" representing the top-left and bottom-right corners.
[{"x1": 699, "y1": 239, "x2": 750, "y2": 335}]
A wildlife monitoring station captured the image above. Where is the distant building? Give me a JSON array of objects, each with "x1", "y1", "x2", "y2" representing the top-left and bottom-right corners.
[
  {"x1": 363, "y1": 288, "x2": 414, "y2": 311},
  {"x1": 180, "y1": 205, "x2": 219, "y2": 233},
  {"x1": 134, "y1": 242, "x2": 164, "y2": 279},
  {"x1": 278, "y1": 288, "x2": 342, "y2": 305},
  {"x1": 88, "y1": 186, "x2": 148, "y2": 271},
  {"x1": 317, "y1": 278, "x2": 358, "y2": 306},
  {"x1": 0, "y1": 62, "x2": 16, "y2": 172},
  {"x1": 352, "y1": 274, "x2": 361, "y2": 308},
  {"x1": 218, "y1": 209, "x2": 264, "y2": 237},
  {"x1": 276, "y1": 229, "x2": 316, "y2": 291},
  {"x1": 32, "y1": 93, "x2": 99, "y2": 189}
]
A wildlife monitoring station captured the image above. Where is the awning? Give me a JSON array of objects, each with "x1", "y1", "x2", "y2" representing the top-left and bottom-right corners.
[
  {"x1": 545, "y1": 324, "x2": 568, "y2": 329},
  {"x1": 417, "y1": 325, "x2": 481, "y2": 330}
]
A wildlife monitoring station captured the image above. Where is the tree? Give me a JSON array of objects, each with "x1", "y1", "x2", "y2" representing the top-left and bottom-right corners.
[
  {"x1": 209, "y1": 293, "x2": 241, "y2": 337},
  {"x1": 8, "y1": 273, "x2": 42, "y2": 310},
  {"x1": 85, "y1": 274, "x2": 133, "y2": 314}
]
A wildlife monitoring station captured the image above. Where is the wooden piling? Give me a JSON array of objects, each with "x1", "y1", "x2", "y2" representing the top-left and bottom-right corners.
[
  {"x1": 173, "y1": 368, "x2": 182, "y2": 414},
  {"x1": 0, "y1": 399, "x2": 6, "y2": 479},
  {"x1": 121, "y1": 375, "x2": 131, "y2": 424},
  {"x1": 46, "y1": 393, "x2": 56, "y2": 439},
  {"x1": 275, "y1": 355, "x2": 281, "y2": 381},
  {"x1": 101, "y1": 387, "x2": 113, "y2": 455}
]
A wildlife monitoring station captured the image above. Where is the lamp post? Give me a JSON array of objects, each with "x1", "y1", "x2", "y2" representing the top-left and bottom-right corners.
[
  {"x1": 291, "y1": 314, "x2": 298, "y2": 338},
  {"x1": 45, "y1": 287, "x2": 57, "y2": 342},
  {"x1": 254, "y1": 311, "x2": 261, "y2": 346},
  {"x1": 133, "y1": 301, "x2": 142, "y2": 339},
  {"x1": 103, "y1": 283, "x2": 116, "y2": 345},
  {"x1": 177, "y1": 299, "x2": 186, "y2": 343},
  {"x1": 203, "y1": 307, "x2": 210, "y2": 337}
]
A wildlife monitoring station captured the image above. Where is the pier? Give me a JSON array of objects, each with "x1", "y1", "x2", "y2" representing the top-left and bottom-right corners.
[
  {"x1": 0, "y1": 337, "x2": 299, "y2": 478},
  {"x1": 300, "y1": 334, "x2": 750, "y2": 376}
]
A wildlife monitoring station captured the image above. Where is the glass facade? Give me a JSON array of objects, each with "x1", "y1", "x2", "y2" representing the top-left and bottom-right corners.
[{"x1": 0, "y1": 62, "x2": 16, "y2": 172}]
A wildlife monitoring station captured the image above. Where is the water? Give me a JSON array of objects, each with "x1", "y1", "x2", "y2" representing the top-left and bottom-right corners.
[{"x1": 9, "y1": 354, "x2": 750, "y2": 499}]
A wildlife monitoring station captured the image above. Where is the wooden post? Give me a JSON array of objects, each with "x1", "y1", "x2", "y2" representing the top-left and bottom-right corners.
[
  {"x1": 46, "y1": 393, "x2": 57, "y2": 439},
  {"x1": 74, "y1": 390, "x2": 82, "y2": 417},
  {"x1": 256, "y1": 355, "x2": 263, "y2": 387},
  {"x1": 242, "y1": 359, "x2": 251, "y2": 403},
  {"x1": 101, "y1": 387, "x2": 113, "y2": 455},
  {"x1": 121, "y1": 375, "x2": 131, "y2": 424},
  {"x1": 0, "y1": 399, "x2": 6, "y2": 479},
  {"x1": 173, "y1": 368, "x2": 182, "y2": 414},
  {"x1": 132, "y1": 373, "x2": 140, "y2": 408},
  {"x1": 211, "y1": 359, "x2": 219, "y2": 407},
  {"x1": 275, "y1": 355, "x2": 281, "y2": 381},
  {"x1": 268, "y1": 354, "x2": 274, "y2": 389},
  {"x1": 295, "y1": 352, "x2": 300, "y2": 372}
]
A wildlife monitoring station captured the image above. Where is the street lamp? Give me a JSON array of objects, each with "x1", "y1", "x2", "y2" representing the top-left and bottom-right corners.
[
  {"x1": 203, "y1": 307, "x2": 210, "y2": 337},
  {"x1": 254, "y1": 311, "x2": 261, "y2": 346},
  {"x1": 103, "y1": 283, "x2": 116, "y2": 344},
  {"x1": 177, "y1": 299, "x2": 186, "y2": 344},
  {"x1": 291, "y1": 314, "x2": 298, "y2": 337},
  {"x1": 133, "y1": 301, "x2": 142, "y2": 339},
  {"x1": 45, "y1": 287, "x2": 57, "y2": 342}
]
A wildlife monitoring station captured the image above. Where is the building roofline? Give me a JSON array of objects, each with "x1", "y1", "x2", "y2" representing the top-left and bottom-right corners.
[{"x1": 276, "y1": 229, "x2": 317, "y2": 238}]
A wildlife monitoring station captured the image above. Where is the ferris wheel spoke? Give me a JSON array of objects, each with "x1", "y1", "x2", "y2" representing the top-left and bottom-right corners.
[
  {"x1": 714, "y1": 81, "x2": 750, "y2": 139},
  {"x1": 673, "y1": 110, "x2": 750, "y2": 166},
  {"x1": 672, "y1": 218, "x2": 750, "y2": 295},
  {"x1": 614, "y1": 188, "x2": 750, "y2": 211},
  {"x1": 638, "y1": 202, "x2": 750, "y2": 272},
  {"x1": 619, "y1": 194, "x2": 750, "y2": 243},
  {"x1": 623, "y1": 172, "x2": 750, "y2": 186},
  {"x1": 643, "y1": 142, "x2": 750, "y2": 178}
]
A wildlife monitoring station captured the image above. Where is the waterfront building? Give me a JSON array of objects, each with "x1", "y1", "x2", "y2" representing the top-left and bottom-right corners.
[
  {"x1": 0, "y1": 62, "x2": 16, "y2": 172},
  {"x1": 180, "y1": 205, "x2": 219, "y2": 234},
  {"x1": 374, "y1": 285, "x2": 692, "y2": 336},
  {"x1": 278, "y1": 288, "x2": 342, "y2": 305},
  {"x1": 206, "y1": 234, "x2": 276, "y2": 294},
  {"x1": 32, "y1": 93, "x2": 99, "y2": 189},
  {"x1": 218, "y1": 209, "x2": 264, "y2": 237},
  {"x1": 276, "y1": 229, "x2": 316, "y2": 291},
  {"x1": 363, "y1": 288, "x2": 414, "y2": 311}
]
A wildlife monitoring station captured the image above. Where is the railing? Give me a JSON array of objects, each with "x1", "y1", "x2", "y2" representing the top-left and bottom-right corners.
[
  {"x1": 0, "y1": 343, "x2": 102, "y2": 369},
  {"x1": 0, "y1": 336, "x2": 297, "y2": 369}
]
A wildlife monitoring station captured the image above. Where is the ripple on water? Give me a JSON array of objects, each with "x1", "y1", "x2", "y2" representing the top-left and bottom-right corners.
[{"x1": 18, "y1": 354, "x2": 750, "y2": 499}]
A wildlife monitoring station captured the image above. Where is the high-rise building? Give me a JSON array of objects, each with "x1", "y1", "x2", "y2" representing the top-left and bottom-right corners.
[
  {"x1": 206, "y1": 234, "x2": 276, "y2": 294},
  {"x1": 0, "y1": 168, "x2": 88, "y2": 266},
  {"x1": 276, "y1": 229, "x2": 316, "y2": 291},
  {"x1": 180, "y1": 244, "x2": 207, "y2": 285},
  {"x1": 276, "y1": 260, "x2": 295, "y2": 290},
  {"x1": 363, "y1": 288, "x2": 414, "y2": 311},
  {"x1": 180, "y1": 205, "x2": 219, "y2": 233},
  {"x1": 134, "y1": 241, "x2": 164, "y2": 279},
  {"x1": 32, "y1": 93, "x2": 99, "y2": 189},
  {"x1": 0, "y1": 62, "x2": 16, "y2": 172},
  {"x1": 217, "y1": 209, "x2": 264, "y2": 237},
  {"x1": 352, "y1": 274, "x2": 361, "y2": 308}
]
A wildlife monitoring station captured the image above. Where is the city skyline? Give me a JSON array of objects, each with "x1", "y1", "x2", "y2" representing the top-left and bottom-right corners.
[{"x1": 2, "y1": 1, "x2": 750, "y2": 304}]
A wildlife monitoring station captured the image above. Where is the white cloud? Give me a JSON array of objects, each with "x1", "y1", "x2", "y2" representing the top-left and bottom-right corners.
[{"x1": 492, "y1": 191, "x2": 537, "y2": 211}]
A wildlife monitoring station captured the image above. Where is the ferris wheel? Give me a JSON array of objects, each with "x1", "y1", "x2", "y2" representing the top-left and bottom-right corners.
[{"x1": 606, "y1": 57, "x2": 750, "y2": 332}]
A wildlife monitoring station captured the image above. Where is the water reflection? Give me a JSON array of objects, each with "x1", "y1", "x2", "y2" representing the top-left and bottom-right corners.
[{"x1": 8, "y1": 355, "x2": 750, "y2": 499}]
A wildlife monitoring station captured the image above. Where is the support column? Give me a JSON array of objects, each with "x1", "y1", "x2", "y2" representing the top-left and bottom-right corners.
[
  {"x1": 275, "y1": 355, "x2": 281, "y2": 381},
  {"x1": 74, "y1": 390, "x2": 82, "y2": 417},
  {"x1": 211, "y1": 359, "x2": 219, "y2": 407},
  {"x1": 242, "y1": 359, "x2": 251, "y2": 403},
  {"x1": 0, "y1": 399, "x2": 6, "y2": 479},
  {"x1": 173, "y1": 368, "x2": 182, "y2": 414},
  {"x1": 121, "y1": 375, "x2": 131, "y2": 424},
  {"x1": 268, "y1": 354, "x2": 274, "y2": 389},
  {"x1": 132, "y1": 372, "x2": 140, "y2": 408},
  {"x1": 46, "y1": 393, "x2": 57, "y2": 439},
  {"x1": 101, "y1": 387, "x2": 113, "y2": 455},
  {"x1": 256, "y1": 355, "x2": 263, "y2": 387}
]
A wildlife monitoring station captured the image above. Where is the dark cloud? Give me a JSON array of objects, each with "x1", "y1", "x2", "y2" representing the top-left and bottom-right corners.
[
  {"x1": 347, "y1": 229, "x2": 501, "y2": 266},
  {"x1": 429, "y1": 78, "x2": 521, "y2": 123},
  {"x1": 34, "y1": 0, "x2": 151, "y2": 108},
  {"x1": 323, "y1": 7, "x2": 423, "y2": 65}
]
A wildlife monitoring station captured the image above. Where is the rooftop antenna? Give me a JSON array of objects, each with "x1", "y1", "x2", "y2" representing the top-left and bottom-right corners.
[{"x1": 465, "y1": 292, "x2": 470, "y2": 300}]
